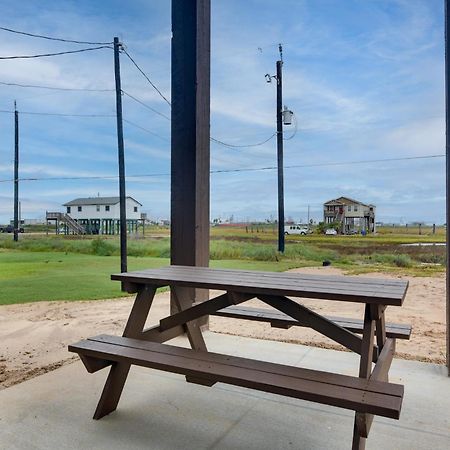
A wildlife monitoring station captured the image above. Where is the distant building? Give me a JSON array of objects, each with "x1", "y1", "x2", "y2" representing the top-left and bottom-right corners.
[
  {"x1": 46, "y1": 196, "x2": 142, "y2": 235},
  {"x1": 323, "y1": 196, "x2": 375, "y2": 234}
]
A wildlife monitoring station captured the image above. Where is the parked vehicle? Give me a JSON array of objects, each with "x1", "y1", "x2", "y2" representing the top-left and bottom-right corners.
[
  {"x1": 0, "y1": 224, "x2": 24, "y2": 233},
  {"x1": 325, "y1": 228, "x2": 337, "y2": 235},
  {"x1": 284, "y1": 225, "x2": 310, "y2": 235}
]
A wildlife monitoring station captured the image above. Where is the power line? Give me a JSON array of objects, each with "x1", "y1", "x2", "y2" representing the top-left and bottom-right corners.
[
  {"x1": 0, "y1": 46, "x2": 111, "y2": 60},
  {"x1": 122, "y1": 48, "x2": 171, "y2": 107},
  {"x1": 211, "y1": 133, "x2": 277, "y2": 148},
  {"x1": 0, "y1": 154, "x2": 443, "y2": 184},
  {"x1": 0, "y1": 80, "x2": 113, "y2": 92},
  {"x1": 0, "y1": 26, "x2": 112, "y2": 45},
  {"x1": 120, "y1": 54, "x2": 281, "y2": 148},
  {"x1": 122, "y1": 90, "x2": 170, "y2": 120},
  {"x1": 123, "y1": 118, "x2": 169, "y2": 141},
  {"x1": 0, "y1": 109, "x2": 115, "y2": 118},
  {"x1": 0, "y1": 75, "x2": 275, "y2": 148}
]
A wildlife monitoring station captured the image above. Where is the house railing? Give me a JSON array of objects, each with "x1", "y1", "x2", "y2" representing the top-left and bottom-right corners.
[{"x1": 46, "y1": 212, "x2": 85, "y2": 234}]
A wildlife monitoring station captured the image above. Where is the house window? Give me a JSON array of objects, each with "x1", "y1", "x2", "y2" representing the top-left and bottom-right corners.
[
  {"x1": 67, "y1": 206, "x2": 71, "y2": 214},
  {"x1": 96, "y1": 205, "x2": 100, "y2": 212},
  {"x1": 347, "y1": 205, "x2": 351, "y2": 212},
  {"x1": 133, "y1": 206, "x2": 138, "y2": 212},
  {"x1": 78, "y1": 206, "x2": 82, "y2": 212},
  {"x1": 105, "y1": 205, "x2": 110, "y2": 212},
  {"x1": 354, "y1": 205, "x2": 358, "y2": 212}
]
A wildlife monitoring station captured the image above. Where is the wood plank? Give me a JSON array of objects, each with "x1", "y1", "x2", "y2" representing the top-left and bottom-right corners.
[
  {"x1": 126, "y1": 266, "x2": 407, "y2": 288},
  {"x1": 113, "y1": 267, "x2": 408, "y2": 295},
  {"x1": 211, "y1": 305, "x2": 411, "y2": 339},
  {"x1": 69, "y1": 336, "x2": 403, "y2": 419},
  {"x1": 257, "y1": 295, "x2": 378, "y2": 361},
  {"x1": 87, "y1": 334, "x2": 402, "y2": 397},
  {"x1": 111, "y1": 267, "x2": 407, "y2": 306},
  {"x1": 118, "y1": 267, "x2": 408, "y2": 294}
]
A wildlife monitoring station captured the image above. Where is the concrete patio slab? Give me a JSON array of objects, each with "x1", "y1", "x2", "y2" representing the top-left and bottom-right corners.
[{"x1": 0, "y1": 332, "x2": 449, "y2": 450}]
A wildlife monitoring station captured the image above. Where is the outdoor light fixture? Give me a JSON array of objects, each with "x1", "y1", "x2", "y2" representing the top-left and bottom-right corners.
[{"x1": 282, "y1": 106, "x2": 294, "y2": 125}]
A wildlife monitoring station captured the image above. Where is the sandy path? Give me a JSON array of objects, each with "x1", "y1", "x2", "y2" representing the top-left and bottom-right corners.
[{"x1": 0, "y1": 267, "x2": 446, "y2": 389}]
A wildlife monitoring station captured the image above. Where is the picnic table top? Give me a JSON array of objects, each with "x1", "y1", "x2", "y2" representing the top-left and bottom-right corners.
[{"x1": 111, "y1": 265, "x2": 408, "y2": 306}]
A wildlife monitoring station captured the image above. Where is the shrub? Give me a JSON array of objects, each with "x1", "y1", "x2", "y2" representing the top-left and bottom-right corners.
[{"x1": 91, "y1": 239, "x2": 116, "y2": 256}]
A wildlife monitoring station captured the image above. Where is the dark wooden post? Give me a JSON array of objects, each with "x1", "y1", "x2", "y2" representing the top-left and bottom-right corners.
[
  {"x1": 276, "y1": 59, "x2": 285, "y2": 253},
  {"x1": 171, "y1": 0, "x2": 211, "y2": 315},
  {"x1": 445, "y1": 0, "x2": 450, "y2": 376},
  {"x1": 113, "y1": 37, "x2": 127, "y2": 274},
  {"x1": 13, "y1": 102, "x2": 19, "y2": 242}
]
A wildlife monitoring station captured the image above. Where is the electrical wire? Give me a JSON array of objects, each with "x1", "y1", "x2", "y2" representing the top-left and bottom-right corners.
[
  {"x1": 0, "y1": 154, "x2": 443, "y2": 183},
  {"x1": 0, "y1": 109, "x2": 115, "y2": 118},
  {"x1": 211, "y1": 133, "x2": 277, "y2": 148},
  {"x1": 122, "y1": 49, "x2": 171, "y2": 107},
  {"x1": 122, "y1": 90, "x2": 170, "y2": 120},
  {"x1": 0, "y1": 80, "x2": 114, "y2": 92},
  {"x1": 0, "y1": 73, "x2": 275, "y2": 148},
  {"x1": 0, "y1": 46, "x2": 112, "y2": 60},
  {"x1": 120, "y1": 60, "x2": 279, "y2": 147},
  {"x1": 0, "y1": 26, "x2": 112, "y2": 45},
  {"x1": 123, "y1": 118, "x2": 169, "y2": 142}
]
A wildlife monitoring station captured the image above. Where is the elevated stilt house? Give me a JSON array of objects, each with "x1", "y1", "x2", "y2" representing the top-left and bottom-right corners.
[
  {"x1": 323, "y1": 196, "x2": 376, "y2": 234},
  {"x1": 46, "y1": 196, "x2": 142, "y2": 235}
]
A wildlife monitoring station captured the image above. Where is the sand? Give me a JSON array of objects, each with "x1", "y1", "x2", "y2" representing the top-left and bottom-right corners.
[{"x1": 0, "y1": 267, "x2": 446, "y2": 390}]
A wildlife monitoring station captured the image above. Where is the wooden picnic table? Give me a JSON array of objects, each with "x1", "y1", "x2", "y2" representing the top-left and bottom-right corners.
[{"x1": 69, "y1": 265, "x2": 410, "y2": 450}]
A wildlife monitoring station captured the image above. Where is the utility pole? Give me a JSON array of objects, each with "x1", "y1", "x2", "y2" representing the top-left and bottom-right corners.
[
  {"x1": 276, "y1": 45, "x2": 285, "y2": 253},
  {"x1": 13, "y1": 101, "x2": 19, "y2": 242},
  {"x1": 307, "y1": 204, "x2": 310, "y2": 229},
  {"x1": 113, "y1": 37, "x2": 127, "y2": 273},
  {"x1": 265, "y1": 45, "x2": 293, "y2": 253}
]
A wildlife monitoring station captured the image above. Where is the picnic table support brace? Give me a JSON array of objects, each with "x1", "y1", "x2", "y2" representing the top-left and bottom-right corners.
[{"x1": 257, "y1": 294, "x2": 378, "y2": 361}]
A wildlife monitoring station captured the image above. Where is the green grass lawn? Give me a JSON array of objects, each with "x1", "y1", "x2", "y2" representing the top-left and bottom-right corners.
[
  {"x1": 0, "y1": 224, "x2": 445, "y2": 305},
  {"x1": 0, "y1": 250, "x2": 302, "y2": 305}
]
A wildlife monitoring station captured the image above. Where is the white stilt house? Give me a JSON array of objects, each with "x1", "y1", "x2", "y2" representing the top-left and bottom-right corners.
[{"x1": 47, "y1": 196, "x2": 143, "y2": 234}]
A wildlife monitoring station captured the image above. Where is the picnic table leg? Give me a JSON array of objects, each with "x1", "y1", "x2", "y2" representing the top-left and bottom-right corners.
[
  {"x1": 171, "y1": 286, "x2": 207, "y2": 352},
  {"x1": 93, "y1": 285, "x2": 157, "y2": 419},
  {"x1": 351, "y1": 304, "x2": 376, "y2": 450},
  {"x1": 171, "y1": 286, "x2": 217, "y2": 386}
]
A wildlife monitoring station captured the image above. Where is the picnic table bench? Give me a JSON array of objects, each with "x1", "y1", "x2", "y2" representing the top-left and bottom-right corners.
[{"x1": 69, "y1": 265, "x2": 410, "y2": 449}]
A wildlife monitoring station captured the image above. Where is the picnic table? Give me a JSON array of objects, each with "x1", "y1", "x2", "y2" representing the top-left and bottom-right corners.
[{"x1": 69, "y1": 265, "x2": 410, "y2": 449}]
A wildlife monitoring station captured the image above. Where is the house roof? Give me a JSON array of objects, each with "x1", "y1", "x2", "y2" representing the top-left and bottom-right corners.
[
  {"x1": 63, "y1": 196, "x2": 142, "y2": 207},
  {"x1": 323, "y1": 196, "x2": 374, "y2": 208}
]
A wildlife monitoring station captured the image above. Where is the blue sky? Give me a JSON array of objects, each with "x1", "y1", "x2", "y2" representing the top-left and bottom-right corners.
[{"x1": 0, "y1": 0, "x2": 445, "y2": 224}]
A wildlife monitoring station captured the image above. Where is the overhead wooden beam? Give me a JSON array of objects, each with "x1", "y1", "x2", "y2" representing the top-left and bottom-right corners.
[{"x1": 171, "y1": 0, "x2": 211, "y2": 315}]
